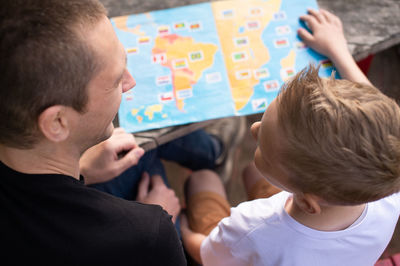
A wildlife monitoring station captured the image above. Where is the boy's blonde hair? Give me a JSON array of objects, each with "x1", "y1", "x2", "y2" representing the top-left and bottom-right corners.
[{"x1": 276, "y1": 65, "x2": 400, "y2": 205}]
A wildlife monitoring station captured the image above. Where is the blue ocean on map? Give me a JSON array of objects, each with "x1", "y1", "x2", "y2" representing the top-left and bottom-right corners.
[
  {"x1": 237, "y1": 0, "x2": 335, "y2": 116},
  {"x1": 113, "y1": 3, "x2": 235, "y2": 132},
  {"x1": 112, "y1": 0, "x2": 337, "y2": 133}
]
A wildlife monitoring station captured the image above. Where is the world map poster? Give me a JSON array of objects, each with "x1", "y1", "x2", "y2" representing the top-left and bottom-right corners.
[{"x1": 112, "y1": 0, "x2": 335, "y2": 133}]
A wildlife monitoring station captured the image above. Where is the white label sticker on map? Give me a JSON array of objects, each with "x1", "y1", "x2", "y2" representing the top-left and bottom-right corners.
[
  {"x1": 246, "y1": 20, "x2": 260, "y2": 31},
  {"x1": 189, "y1": 22, "x2": 202, "y2": 31},
  {"x1": 126, "y1": 47, "x2": 139, "y2": 54},
  {"x1": 137, "y1": 36, "x2": 152, "y2": 45},
  {"x1": 280, "y1": 67, "x2": 296, "y2": 81},
  {"x1": 249, "y1": 7, "x2": 263, "y2": 16},
  {"x1": 232, "y1": 51, "x2": 248, "y2": 62},
  {"x1": 159, "y1": 92, "x2": 174, "y2": 102},
  {"x1": 254, "y1": 68, "x2": 270, "y2": 79},
  {"x1": 235, "y1": 69, "x2": 252, "y2": 80},
  {"x1": 156, "y1": 75, "x2": 171, "y2": 86},
  {"x1": 174, "y1": 22, "x2": 187, "y2": 30},
  {"x1": 206, "y1": 72, "x2": 222, "y2": 83},
  {"x1": 275, "y1": 25, "x2": 291, "y2": 35},
  {"x1": 157, "y1": 25, "x2": 171, "y2": 36},
  {"x1": 152, "y1": 53, "x2": 167, "y2": 64},
  {"x1": 273, "y1": 11, "x2": 287, "y2": 20},
  {"x1": 274, "y1": 38, "x2": 289, "y2": 48},
  {"x1": 320, "y1": 59, "x2": 333, "y2": 68},
  {"x1": 221, "y1": 9, "x2": 235, "y2": 19},
  {"x1": 263, "y1": 80, "x2": 280, "y2": 92},
  {"x1": 234, "y1": 37, "x2": 249, "y2": 47},
  {"x1": 172, "y1": 58, "x2": 188, "y2": 69},
  {"x1": 252, "y1": 98, "x2": 268, "y2": 111},
  {"x1": 295, "y1": 41, "x2": 308, "y2": 50},
  {"x1": 177, "y1": 88, "x2": 193, "y2": 99},
  {"x1": 189, "y1": 51, "x2": 204, "y2": 62}
]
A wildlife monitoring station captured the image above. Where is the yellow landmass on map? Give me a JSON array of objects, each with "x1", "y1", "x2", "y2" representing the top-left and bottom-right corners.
[
  {"x1": 131, "y1": 108, "x2": 140, "y2": 116},
  {"x1": 112, "y1": 16, "x2": 146, "y2": 36},
  {"x1": 212, "y1": 0, "x2": 282, "y2": 111},
  {"x1": 153, "y1": 35, "x2": 218, "y2": 111},
  {"x1": 281, "y1": 49, "x2": 296, "y2": 69},
  {"x1": 280, "y1": 49, "x2": 296, "y2": 81},
  {"x1": 144, "y1": 104, "x2": 163, "y2": 120}
]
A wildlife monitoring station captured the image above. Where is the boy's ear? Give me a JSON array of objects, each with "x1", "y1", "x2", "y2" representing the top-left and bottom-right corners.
[
  {"x1": 37, "y1": 105, "x2": 70, "y2": 143},
  {"x1": 297, "y1": 193, "x2": 322, "y2": 215}
]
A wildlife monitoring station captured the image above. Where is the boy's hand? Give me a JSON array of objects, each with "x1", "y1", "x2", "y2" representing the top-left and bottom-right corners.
[
  {"x1": 136, "y1": 173, "x2": 181, "y2": 223},
  {"x1": 298, "y1": 8, "x2": 372, "y2": 85},
  {"x1": 298, "y1": 9, "x2": 348, "y2": 61},
  {"x1": 80, "y1": 128, "x2": 144, "y2": 185},
  {"x1": 180, "y1": 213, "x2": 205, "y2": 264}
]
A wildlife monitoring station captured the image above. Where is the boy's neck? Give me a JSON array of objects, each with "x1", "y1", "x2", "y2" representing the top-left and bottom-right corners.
[{"x1": 285, "y1": 195, "x2": 366, "y2": 231}]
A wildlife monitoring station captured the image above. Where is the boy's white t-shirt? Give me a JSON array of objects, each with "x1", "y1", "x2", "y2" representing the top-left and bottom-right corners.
[{"x1": 200, "y1": 191, "x2": 400, "y2": 266}]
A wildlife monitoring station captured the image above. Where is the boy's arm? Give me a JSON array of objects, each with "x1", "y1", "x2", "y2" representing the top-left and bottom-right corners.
[
  {"x1": 180, "y1": 214, "x2": 205, "y2": 264},
  {"x1": 298, "y1": 9, "x2": 372, "y2": 86}
]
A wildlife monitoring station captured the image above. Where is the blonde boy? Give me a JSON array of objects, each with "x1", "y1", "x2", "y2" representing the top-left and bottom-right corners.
[{"x1": 180, "y1": 9, "x2": 400, "y2": 266}]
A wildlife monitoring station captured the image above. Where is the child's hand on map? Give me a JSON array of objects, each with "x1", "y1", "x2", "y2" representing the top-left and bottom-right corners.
[
  {"x1": 298, "y1": 9, "x2": 372, "y2": 85},
  {"x1": 298, "y1": 9, "x2": 348, "y2": 63}
]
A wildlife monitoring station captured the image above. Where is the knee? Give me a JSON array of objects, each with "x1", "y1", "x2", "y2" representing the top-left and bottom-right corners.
[
  {"x1": 185, "y1": 170, "x2": 226, "y2": 198},
  {"x1": 190, "y1": 169, "x2": 219, "y2": 183}
]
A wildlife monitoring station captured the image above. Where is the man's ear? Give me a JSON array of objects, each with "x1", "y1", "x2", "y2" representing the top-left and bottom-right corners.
[
  {"x1": 37, "y1": 105, "x2": 70, "y2": 143},
  {"x1": 296, "y1": 193, "x2": 322, "y2": 215}
]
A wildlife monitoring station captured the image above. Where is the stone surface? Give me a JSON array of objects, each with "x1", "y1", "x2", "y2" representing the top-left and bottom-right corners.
[{"x1": 100, "y1": 0, "x2": 400, "y2": 60}]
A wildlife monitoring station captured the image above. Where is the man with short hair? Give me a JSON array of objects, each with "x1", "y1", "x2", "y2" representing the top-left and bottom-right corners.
[{"x1": 0, "y1": 0, "x2": 188, "y2": 264}]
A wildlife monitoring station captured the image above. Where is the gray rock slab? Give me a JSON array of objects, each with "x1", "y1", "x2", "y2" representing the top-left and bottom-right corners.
[{"x1": 99, "y1": 0, "x2": 400, "y2": 60}]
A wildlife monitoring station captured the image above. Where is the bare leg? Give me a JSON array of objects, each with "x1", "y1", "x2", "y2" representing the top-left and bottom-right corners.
[
  {"x1": 184, "y1": 169, "x2": 230, "y2": 237},
  {"x1": 242, "y1": 162, "x2": 281, "y2": 200},
  {"x1": 185, "y1": 169, "x2": 227, "y2": 200}
]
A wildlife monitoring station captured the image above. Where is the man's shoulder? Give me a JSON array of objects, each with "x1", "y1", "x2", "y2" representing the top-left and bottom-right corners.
[{"x1": 84, "y1": 186, "x2": 170, "y2": 226}]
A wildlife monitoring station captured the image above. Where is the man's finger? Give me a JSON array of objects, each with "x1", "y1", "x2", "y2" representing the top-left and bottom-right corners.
[
  {"x1": 137, "y1": 172, "x2": 150, "y2": 200},
  {"x1": 119, "y1": 147, "x2": 144, "y2": 166},
  {"x1": 151, "y1": 175, "x2": 166, "y2": 188},
  {"x1": 112, "y1": 132, "x2": 138, "y2": 151},
  {"x1": 113, "y1": 127, "x2": 126, "y2": 133}
]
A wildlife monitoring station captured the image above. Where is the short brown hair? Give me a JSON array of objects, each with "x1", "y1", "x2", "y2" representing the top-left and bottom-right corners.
[
  {"x1": 0, "y1": 0, "x2": 107, "y2": 148},
  {"x1": 276, "y1": 65, "x2": 400, "y2": 205}
]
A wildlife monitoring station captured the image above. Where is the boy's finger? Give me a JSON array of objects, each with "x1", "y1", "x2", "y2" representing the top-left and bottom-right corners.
[
  {"x1": 299, "y1": 14, "x2": 318, "y2": 31},
  {"x1": 137, "y1": 172, "x2": 150, "y2": 200},
  {"x1": 319, "y1": 9, "x2": 332, "y2": 22},
  {"x1": 307, "y1": 8, "x2": 326, "y2": 23},
  {"x1": 297, "y1": 28, "x2": 314, "y2": 44}
]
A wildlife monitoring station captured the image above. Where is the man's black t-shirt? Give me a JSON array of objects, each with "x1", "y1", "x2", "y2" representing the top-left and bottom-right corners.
[{"x1": 0, "y1": 161, "x2": 186, "y2": 265}]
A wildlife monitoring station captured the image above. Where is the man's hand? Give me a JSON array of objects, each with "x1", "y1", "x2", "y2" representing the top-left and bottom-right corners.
[
  {"x1": 136, "y1": 173, "x2": 181, "y2": 223},
  {"x1": 80, "y1": 128, "x2": 144, "y2": 185}
]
